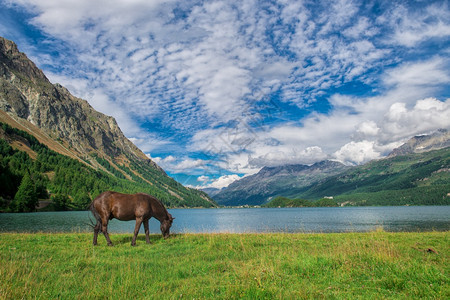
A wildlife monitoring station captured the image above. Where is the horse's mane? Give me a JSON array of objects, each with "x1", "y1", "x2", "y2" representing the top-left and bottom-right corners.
[{"x1": 142, "y1": 193, "x2": 170, "y2": 218}]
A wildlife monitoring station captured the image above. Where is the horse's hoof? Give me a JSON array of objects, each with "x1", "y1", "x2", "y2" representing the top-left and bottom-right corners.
[{"x1": 108, "y1": 243, "x2": 114, "y2": 247}]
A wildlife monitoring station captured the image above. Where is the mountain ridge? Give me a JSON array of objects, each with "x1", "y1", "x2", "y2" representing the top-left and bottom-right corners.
[
  {"x1": 295, "y1": 146, "x2": 450, "y2": 206},
  {"x1": 213, "y1": 160, "x2": 350, "y2": 206},
  {"x1": 0, "y1": 36, "x2": 156, "y2": 167},
  {"x1": 212, "y1": 132, "x2": 450, "y2": 206}
]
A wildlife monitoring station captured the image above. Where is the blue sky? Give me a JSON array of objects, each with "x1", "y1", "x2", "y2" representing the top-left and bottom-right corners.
[{"x1": 1, "y1": 0, "x2": 450, "y2": 188}]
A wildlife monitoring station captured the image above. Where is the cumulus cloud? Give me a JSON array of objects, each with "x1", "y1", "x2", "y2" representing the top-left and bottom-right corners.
[
  {"x1": 355, "y1": 121, "x2": 380, "y2": 138},
  {"x1": 330, "y1": 97, "x2": 450, "y2": 165},
  {"x1": 333, "y1": 141, "x2": 381, "y2": 165},
  {"x1": 379, "y1": 98, "x2": 450, "y2": 143}
]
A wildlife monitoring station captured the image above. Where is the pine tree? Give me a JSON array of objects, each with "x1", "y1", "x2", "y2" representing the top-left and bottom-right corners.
[
  {"x1": 13, "y1": 173, "x2": 38, "y2": 212},
  {"x1": 51, "y1": 194, "x2": 69, "y2": 211}
]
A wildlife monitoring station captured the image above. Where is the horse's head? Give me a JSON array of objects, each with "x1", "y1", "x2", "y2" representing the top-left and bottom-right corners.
[{"x1": 160, "y1": 213, "x2": 175, "y2": 238}]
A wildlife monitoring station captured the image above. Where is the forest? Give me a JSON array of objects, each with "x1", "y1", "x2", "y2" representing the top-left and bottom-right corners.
[
  {"x1": 262, "y1": 196, "x2": 339, "y2": 208},
  {"x1": 284, "y1": 147, "x2": 450, "y2": 206},
  {"x1": 0, "y1": 122, "x2": 213, "y2": 212}
]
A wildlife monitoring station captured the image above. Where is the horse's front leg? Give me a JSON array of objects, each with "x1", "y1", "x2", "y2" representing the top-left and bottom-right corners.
[
  {"x1": 131, "y1": 217, "x2": 143, "y2": 246},
  {"x1": 143, "y1": 219, "x2": 151, "y2": 244}
]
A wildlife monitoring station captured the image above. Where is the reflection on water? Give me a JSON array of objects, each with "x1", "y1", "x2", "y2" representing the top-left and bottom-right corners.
[{"x1": 0, "y1": 206, "x2": 449, "y2": 233}]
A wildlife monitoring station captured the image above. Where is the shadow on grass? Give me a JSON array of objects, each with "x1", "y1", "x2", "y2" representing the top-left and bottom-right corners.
[{"x1": 96, "y1": 233, "x2": 181, "y2": 246}]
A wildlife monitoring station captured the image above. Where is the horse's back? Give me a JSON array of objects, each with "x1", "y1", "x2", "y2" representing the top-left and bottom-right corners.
[{"x1": 93, "y1": 191, "x2": 154, "y2": 221}]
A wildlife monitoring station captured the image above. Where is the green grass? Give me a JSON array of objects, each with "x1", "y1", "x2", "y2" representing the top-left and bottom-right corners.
[{"x1": 0, "y1": 231, "x2": 448, "y2": 299}]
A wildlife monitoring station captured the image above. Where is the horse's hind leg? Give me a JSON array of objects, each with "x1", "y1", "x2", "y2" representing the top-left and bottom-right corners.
[
  {"x1": 93, "y1": 221, "x2": 101, "y2": 246},
  {"x1": 101, "y1": 218, "x2": 113, "y2": 246},
  {"x1": 131, "y1": 217, "x2": 143, "y2": 246}
]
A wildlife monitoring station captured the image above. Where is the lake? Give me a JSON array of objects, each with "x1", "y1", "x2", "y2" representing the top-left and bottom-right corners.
[{"x1": 0, "y1": 206, "x2": 449, "y2": 234}]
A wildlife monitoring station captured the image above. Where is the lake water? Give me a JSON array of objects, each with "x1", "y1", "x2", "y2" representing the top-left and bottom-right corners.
[{"x1": 0, "y1": 206, "x2": 449, "y2": 234}]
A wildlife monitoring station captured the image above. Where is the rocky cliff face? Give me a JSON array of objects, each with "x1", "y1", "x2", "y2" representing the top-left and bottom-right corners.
[
  {"x1": 388, "y1": 129, "x2": 450, "y2": 157},
  {"x1": 0, "y1": 36, "x2": 160, "y2": 171}
]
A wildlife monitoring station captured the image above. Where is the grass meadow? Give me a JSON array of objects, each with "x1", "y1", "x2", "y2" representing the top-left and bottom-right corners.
[{"x1": 0, "y1": 231, "x2": 448, "y2": 299}]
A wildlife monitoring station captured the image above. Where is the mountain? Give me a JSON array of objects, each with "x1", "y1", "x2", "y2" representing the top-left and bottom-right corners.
[
  {"x1": 213, "y1": 160, "x2": 349, "y2": 206},
  {"x1": 388, "y1": 129, "x2": 450, "y2": 157},
  {"x1": 0, "y1": 36, "x2": 216, "y2": 209},
  {"x1": 294, "y1": 146, "x2": 450, "y2": 206},
  {"x1": 0, "y1": 36, "x2": 156, "y2": 168},
  {"x1": 213, "y1": 131, "x2": 450, "y2": 207}
]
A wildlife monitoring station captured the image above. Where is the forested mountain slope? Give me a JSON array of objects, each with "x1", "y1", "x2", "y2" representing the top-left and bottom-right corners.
[{"x1": 294, "y1": 146, "x2": 450, "y2": 206}]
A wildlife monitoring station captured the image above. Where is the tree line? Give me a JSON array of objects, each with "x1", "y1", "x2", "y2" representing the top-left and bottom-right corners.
[
  {"x1": 262, "y1": 196, "x2": 339, "y2": 208},
  {"x1": 0, "y1": 122, "x2": 214, "y2": 212}
]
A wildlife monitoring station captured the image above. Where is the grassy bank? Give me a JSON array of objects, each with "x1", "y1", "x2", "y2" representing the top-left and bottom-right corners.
[{"x1": 0, "y1": 231, "x2": 448, "y2": 299}]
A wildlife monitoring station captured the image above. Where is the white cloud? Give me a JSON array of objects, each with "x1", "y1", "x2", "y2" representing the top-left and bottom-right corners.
[
  {"x1": 147, "y1": 154, "x2": 213, "y2": 174},
  {"x1": 189, "y1": 93, "x2": 450, "y2": 174},
  {"x1": 343, "y1": 17, "x2": 377, "y2": 39},
  {"x1": 379, "y1": 98, "x2": 450, "y2": 143},
  {"x1": 8, "y1": 0, "x2": 392, "y2": 129},
  {"x1": 249, "y1": 146, "x2": 328, "y2": 168},
  {"x1": 388, "y1": 2, "x2": 450, "y2": 47},
  {"x1": 331, "y1": 97, "x2": 450, "y2": 165},
  {"x1": 384, "y1": 58, "x2": 450, "y2": 89},
  {"x1": 197, "y1": 175, "x2": 209, "y2": 183},
  {"x1": 333, "y1": 140, "x2": 381, "y2": 165},
  {"x1": 198, "y1": 174, "x2": 242, "y2": 189},
  {"x1": 188, "y1": 55, "x2": 450, "y2": 172},
  {"x1": 355, "y1": 121, "x2": 380, "y2": 138}
]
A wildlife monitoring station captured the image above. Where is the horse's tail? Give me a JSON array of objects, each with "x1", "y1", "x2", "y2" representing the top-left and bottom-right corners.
[{"x1": 87, "y1": 201, "x2": 101, "y2": 229}]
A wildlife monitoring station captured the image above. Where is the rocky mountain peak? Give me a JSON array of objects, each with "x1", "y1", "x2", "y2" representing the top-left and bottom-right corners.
[
  {"x1": 0, "y1": 37, "x2": 48, "y2": 84},
  {"x1": 388, "y1": 129, "x2": 450, "y2": 157},
  {"x1": 0, "y1": 36, "x2": 162, "y2": 172}
]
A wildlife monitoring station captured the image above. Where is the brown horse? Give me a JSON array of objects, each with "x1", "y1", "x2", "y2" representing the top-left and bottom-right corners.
[{"x1": 89, "y1": 191, "x2": 174, "y2": 246}]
